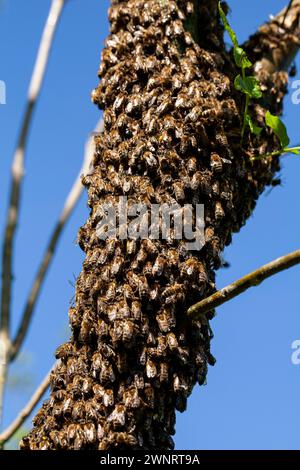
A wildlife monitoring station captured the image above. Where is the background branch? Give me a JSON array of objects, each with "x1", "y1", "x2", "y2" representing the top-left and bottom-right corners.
[
  {"x1": 187, "y1": 250, "x2": 300, "y2": 320},
  {"x1": 0, "y1": 0, "x2": 66, "y2": 427},
  {"x1": 0, "y1": 365, "x2": 54, "y2": 448},
  {"x1": 10, "y1": 120, "x2": 103, "y2": 362}
]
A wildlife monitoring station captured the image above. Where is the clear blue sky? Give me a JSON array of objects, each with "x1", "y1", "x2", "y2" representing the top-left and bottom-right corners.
[{"x1": 0, "y1": 0, "x2": 299, "y2": 450}]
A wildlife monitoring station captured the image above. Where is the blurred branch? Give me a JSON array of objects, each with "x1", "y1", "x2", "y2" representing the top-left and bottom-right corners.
[
  {"x1": 187, "y1": 250, "x2": 300, "y2": 320},
  {"x1": 0, "y1": 367, "x2": 52, "y2": 447},
  {"x1": 10, "y1": 120, "x2": 103, "y2": 362},
  {"x1": 0, "y1": 0, "x2": 66, "y2": 427},
  {"x1": 249, "y1": 0, "x2": 300, "y2": 76}
]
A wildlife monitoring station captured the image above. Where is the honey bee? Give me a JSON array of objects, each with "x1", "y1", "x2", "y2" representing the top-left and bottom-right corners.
[
  {"x1": 100, "y1": 360, "x2": 116, "y2": 384},
  {"x1": 215, "y1": 201, "x2": 225, "y2": 220},
  {"x1": 160, "y1": 362, "x2": 169, "y2": 383},
  {"x1": 143, "y1": 384, "x2": 155, "y2": 409},
  {"x1": 146, "y1": 358, "x2": 157, "y2": 379},
  {"x1": 131, "y1": 300, "x2": 141, "y2": 321},
  {"x1": 126, "y1": 238, "x2": 137, "y2": 256},
  {"x1": 111, "y1": 256, "x2": 124, "y2": 276},
  {"x1": 125, "y1": 95, "x2": 143, "y2": 116},
  {"x1": 84, "y1": 422, "x2": 97, "y2": 444},
  {"x1": 103, "y1": 389, "x2": 115, "y2": 407},
  {"x1": 106, "y1": 281, "x2": 116, "y2": 301},
  {"x1": 108, "y1": 405, "x2": 126, "y2": 429},
  {"x1": 122, "y1": 320, "x2": 135, "y2": 344},
  {"x1": 71, "y1": 400, "x2": 85, "y2": 421},
  {"x1": 166, "y1": 332, "x2": 178, "y2": 351},
  {"x1": 152, "y1": 255, "x2": 165, "y2": 277},
  {"x1": 156, "y1": 310, "x2": 173, "y2": 333},
  {"x1": 173, "y1": 180, "x2": 185, "y2": 201},
  {"x1": 124, "y1": 387, "x2": 140, "y2": 409},
  {"x1": 55, "y1": 342, "x2": 74, "y2": 361},
  {"x1": 116, "y1": 432, "x2": 138, "y2": 447}
]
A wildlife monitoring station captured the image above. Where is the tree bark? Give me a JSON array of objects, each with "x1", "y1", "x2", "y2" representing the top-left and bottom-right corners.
[{"x1": 20, "y1": 0, "x2": 300, "y2": 450}]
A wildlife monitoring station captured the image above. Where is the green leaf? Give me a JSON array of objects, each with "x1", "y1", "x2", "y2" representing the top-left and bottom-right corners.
[
  {"x1": 234, "y1": 75, "x2": 262, "y2": 98},
  {"x1": 218, "y1": 1, "x2": 238, "y2": 48},
  {"x1": 283, "y1": 147, "x2": 300, "y2": 155},
  {"x1": 233, "y1": 46, "x2": 252, "y2": 70},
  {"x1": 246, "y1": 115, "x2": 263, "y2": 136},
  {"x1": 265, "y1": 111, "x2": 290, "y2": 148}
]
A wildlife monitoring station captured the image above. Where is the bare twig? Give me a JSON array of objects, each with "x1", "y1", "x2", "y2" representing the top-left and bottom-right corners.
[
  {"x1": 187, "y1": 250, "x2": 300, "y2": 320},
  {"x1": 10, "y1": 120, "x2": 103, "y2": 362},
  {"x1": 0, "y1": 0, "x2": 66, "y2": 427},
  {"x1": 0, "y1": 366, "x2": 54, "y2": 447}
]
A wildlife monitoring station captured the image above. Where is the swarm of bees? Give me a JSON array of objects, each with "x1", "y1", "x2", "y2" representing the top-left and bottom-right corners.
[{"x1": 21, "y1": 0, "x2": 287, "y2": 451}]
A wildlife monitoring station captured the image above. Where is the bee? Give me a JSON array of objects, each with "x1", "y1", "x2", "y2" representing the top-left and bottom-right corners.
[
  {"x1": 60, "y1": 397, "x2": 73, "y2": 420},
  {"x1": 108, "y1": 405, "x2": 126, "y2": 428},
  {"x1": 100, "y1": 361, "x2": 115, "y2": 384},
  {"x1": 55, "y1": 342, "x2": 74, "y2": 361},
  {"x1": 97, "y1": 420, "x2": 106, "y2": 441},
  {"x1": 118, "y1": 299, "x2": 130, "y2": 318},
  {"x1": 166, "y1": 332, "x2": 178, "y2": 351},
  {"x1": 143, "y1": 151, "x2": 158, "y2": 169},
  {"x1": 215, "y1": 130, "x2": 229, "y2": 148},
  {"x1": 190, "y1": 171, "x2": 202, "y2": 191},
  {"x1": 215, "y1": 201, "x2": 225, "y2": 220},
  {"x1": 103, "y1": 389, "x2": 115, "y2": 407},
  {"x1": 157, "y1": 97, "x2": 173, "y2": 117},
  {"x1": 137, "y1": 275, "x2": 149, "y2": 298},
  {"x1": 212, "y1": 180, "x2": 220, "y2": 197},
  {"x1": 82, "y1": 377, "x2": 93, "y2": 396},
  {"x1": 152, "y1": 255, "x2": 165, "y2": 277},
  {"x1": 111, "y1": 256, "x2": 124, "y2": 276},
  {"x1": 124, "y1": 388, "x2": 140, "y2": 409},
  {"x1": 160, "y1": 362, "x2": 169, "y2": 383},
  {"x1": 146, "y1": 358, "x2": 157, "y2": 379},
  {"x1": 156, "y1": 310, "x2": 172, "y2": 333},
  {"x1": 173, "y1": 181, "x2": 185, "y2": 202},
  {"x1": 134, "y1": 373, "x2": 144, "y2": 390},
  {"x1": 112, "y1": 94, "x2": 125, "y2": 114},
  {"x1": 187, "y1": 157, "x2": 197, "y2": 174},
  {"x1": 143, "y1": 384, "x2": 155, "y2": 409},
  {"x1": 116, "y1": 432, "x2": 138, "y2": 447},
  {"x1": 49, "y1": 430, "x2": 61, "y2": 448},
  {"x1": 84, "y1": 422, "x2": 97, "y2": 444},
  {"x1": 125, "y1": 95, "x2": 143, "y2": 117},
  {"x1": 41, "y1": 413, "x2": 56, "y2": 434},
  {"x1": 72, "y1": 400, "x2": 85, "y2": 421},
  {"x1": 91, "y1": 352, "x2": 102, "y2": 376},
  {"x1": 126, "y1": 238, "x2": 137, "y2": 256},
  {"x1": 122, "y1": 320, "x2": 135, "y2": 344},
  {"x1": 162, "y1": 283, "x2": 184, "y2": 304},
  {"x1": 131, "y1": 300, "x2": 142, "y2": 321},
  {"x1": 106, "y1": 281, "x2": 116, "y2": 301}
]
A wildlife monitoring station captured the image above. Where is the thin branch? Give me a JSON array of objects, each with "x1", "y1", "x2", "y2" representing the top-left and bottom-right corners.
[
  {"x1": 187, "y1": 250, "x2": 300, "y2": 320},
  {"x1": 10, "y1": 120, "x2": 103, "y2": 362},
  {"x1": 0, "y1": 366, "x2": 53, "y2": 447},
  {"x1": 251, "y1": 0, "x2": 300, "y2": 76},
  {"x1": 0, "y1": 0, "x2": 66, "y2": 428}
]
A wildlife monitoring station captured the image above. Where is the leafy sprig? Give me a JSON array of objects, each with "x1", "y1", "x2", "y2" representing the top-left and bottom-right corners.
[
  {"x1": 218, "y1": 2, "x2": 262, "y2": 143},
  {"x1": 218, "y1": 2, "x2": 299, "y2": 159}
]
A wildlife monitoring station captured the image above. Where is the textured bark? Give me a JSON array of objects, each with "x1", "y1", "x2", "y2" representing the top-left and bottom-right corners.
[{"x1": 21, "y1": 0, "x2": 299, "y2": 450}]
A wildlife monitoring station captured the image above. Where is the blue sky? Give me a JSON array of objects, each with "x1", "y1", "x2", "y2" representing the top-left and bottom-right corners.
[{"x1": 0, "y1": 0, "x2": 299, "y2": 450}]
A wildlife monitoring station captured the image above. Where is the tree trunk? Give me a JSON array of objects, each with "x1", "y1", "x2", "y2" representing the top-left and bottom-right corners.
[{"x1": 20, "y1": 0, "x2": 299, "y2": 450}]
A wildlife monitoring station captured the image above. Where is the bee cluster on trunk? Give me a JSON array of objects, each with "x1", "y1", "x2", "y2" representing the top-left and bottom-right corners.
[{"x1": 21, "y1": 0, "x2": 287, "y2": 450}]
